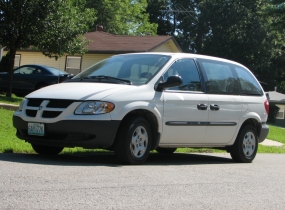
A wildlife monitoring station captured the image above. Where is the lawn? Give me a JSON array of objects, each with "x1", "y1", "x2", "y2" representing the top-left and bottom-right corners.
[
  {"x1": 267, "y1": 124, "x2": 285, "y2": 144},
  {"x1": 0, "y1": 94, "x2": 284, "y2": 154},
  {"x1": 0, "y1": 93, "x2": 23, "y2": 105}
]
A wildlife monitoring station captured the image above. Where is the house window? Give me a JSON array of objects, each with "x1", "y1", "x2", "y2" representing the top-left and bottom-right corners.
[
  {"x1": 14, "y1": 55, "x2": 21, "y2": 68},
  {"x1": 276, "y1": 105, "x2": 285, "y2": 119},
  {"x1": 65, "y1": 56, "x2": 81, "y2": 74}
]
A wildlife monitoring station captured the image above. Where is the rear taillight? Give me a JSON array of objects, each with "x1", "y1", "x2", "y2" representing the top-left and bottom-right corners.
[{"x1": 264, "y1": 99, "x2": 269, "y2": 115}]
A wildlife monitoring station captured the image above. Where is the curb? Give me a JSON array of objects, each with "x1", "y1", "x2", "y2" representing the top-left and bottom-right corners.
[
  {"x1": 0, "y1": 103, "x2": 19, "y2": 111},
  {"x1": 260, "y1": 139, "x2": 284, "y2": 147}
]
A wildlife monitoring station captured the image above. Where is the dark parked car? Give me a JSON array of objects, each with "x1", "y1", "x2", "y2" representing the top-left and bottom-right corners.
[{"x1": 0, "y1": 64, "x2": 73, "y2": 96}]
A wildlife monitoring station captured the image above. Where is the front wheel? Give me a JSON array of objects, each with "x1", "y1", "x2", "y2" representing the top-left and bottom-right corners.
[
  {"x1": 229, "y1": 125, "x2": 258, "y2": 163},
  {"x1": 31, "y1": 144, "x2": 64, "y2": 155},
  {"x1": 115, "y1": 117, "x2": 152, "y2": 165}
]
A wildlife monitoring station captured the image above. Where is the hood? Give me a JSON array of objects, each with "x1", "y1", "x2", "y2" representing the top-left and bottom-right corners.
[{"x1": 26, "y1": 82, "x2": 133, "y2": 100}]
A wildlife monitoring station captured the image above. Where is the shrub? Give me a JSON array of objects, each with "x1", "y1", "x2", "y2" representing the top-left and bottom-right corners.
[
  {"x1": 267, "y1": 103, "x2": 280, "y2": 124},
  {"x1": 0, "y1": 51, "x2": 10, "y2": 72}
]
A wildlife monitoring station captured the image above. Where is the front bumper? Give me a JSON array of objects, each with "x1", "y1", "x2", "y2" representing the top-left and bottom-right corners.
[{"x1": 13, "y1": 116, "x2": 121, "y2": 149}]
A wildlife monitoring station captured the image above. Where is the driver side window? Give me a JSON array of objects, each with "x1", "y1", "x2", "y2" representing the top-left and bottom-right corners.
[
  {"x1": 14, "y1": 66, "x2": 36, "y2": 75},
  {"x1": 164, "y1": 59, "x2": 202, "y2": 91}
]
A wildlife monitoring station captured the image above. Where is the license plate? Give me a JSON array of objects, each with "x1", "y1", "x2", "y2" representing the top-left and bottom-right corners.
[{"x1": 28, "y1": 123, "x2": 45, "y2": 136}]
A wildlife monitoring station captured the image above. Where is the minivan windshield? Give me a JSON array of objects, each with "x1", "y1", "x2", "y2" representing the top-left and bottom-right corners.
[{"x1": 72, "y1": 54, "x2": 171, "y2": 85}]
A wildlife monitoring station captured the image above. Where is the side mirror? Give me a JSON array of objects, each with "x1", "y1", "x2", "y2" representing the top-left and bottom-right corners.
[{"x1": 156, "y1": 76, "x2": 183, "y2": 91}]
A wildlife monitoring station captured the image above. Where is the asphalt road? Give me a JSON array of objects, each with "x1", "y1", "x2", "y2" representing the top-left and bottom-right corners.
[{"x1": 0, "y1": 152, "x2": 284, "y2": 210}]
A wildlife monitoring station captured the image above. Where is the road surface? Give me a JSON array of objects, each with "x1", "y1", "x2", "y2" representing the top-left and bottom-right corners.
[{"x1": 0, "y1": 152, "x2": 284, "y2": 209}]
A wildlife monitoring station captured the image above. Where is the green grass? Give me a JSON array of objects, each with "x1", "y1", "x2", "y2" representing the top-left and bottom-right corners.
[
  {"x1": 0, "y1": 93, "x2": 23, "y2": 105},
  {"x1": 0, "y1": 108, "x2": 32, "y2": 153},
  {"x1": 267, "y1": 125, "x2": 285, "y2": 144}
]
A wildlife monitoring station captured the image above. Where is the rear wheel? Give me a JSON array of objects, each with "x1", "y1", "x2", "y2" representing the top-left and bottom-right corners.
[
  {"x1": 229, "y1": 125, "x2": 258, "y2": 163},
  {"x1": 31, "y1": 144, "x2": 63, "y2": 155},
  {"x1": 115, "y1": 117, "x2": 151, "y2": 165},
  {"x1": 156, "y1": 147, "x2": 177, "y2": 154}
]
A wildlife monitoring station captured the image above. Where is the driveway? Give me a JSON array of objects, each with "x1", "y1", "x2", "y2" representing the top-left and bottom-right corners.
[{"x1": 0, "y1": 152, "x2": 284, "y2": 209}]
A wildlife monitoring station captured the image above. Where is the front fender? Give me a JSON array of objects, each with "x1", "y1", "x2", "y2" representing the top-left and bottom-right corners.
[{"x1": 110, "y1": 101, "x2": 163, "y2": 133}]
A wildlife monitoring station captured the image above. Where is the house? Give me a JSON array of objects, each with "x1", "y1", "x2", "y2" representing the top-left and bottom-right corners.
[
  {"x1": 2, "y1": 30, "x2": 182, "y2": 74},
  {"x1": 268, "y1": 91, "x2": 285, "y2": 127}
]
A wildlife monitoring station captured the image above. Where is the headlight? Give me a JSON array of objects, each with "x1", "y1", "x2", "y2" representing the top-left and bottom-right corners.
[
  {"x1": 75, "y1": 101, "x2": 115, "y2": 115},
  {"x1": 18, "y1": 99, "x2": 25, "y2": 111}
]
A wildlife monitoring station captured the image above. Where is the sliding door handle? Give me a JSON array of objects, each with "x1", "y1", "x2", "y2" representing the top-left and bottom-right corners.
[
  {"x1": 197, "y1": 104, "x2": 208, "y2": 110},
  {"x1": 210, "y1": 104, "x2": 219, "y2": 111}
]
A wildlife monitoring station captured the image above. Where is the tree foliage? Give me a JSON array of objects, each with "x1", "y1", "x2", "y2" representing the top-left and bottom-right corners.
[
  {"x1": 147, "y1": 0, "x2": 285, "y2": 92},
  {"x1": 0, "y1": 0, "x2": 95, "y2": 97},
  {"x1": 86, "y1": 0, "x2": 157, "y2": 35}
]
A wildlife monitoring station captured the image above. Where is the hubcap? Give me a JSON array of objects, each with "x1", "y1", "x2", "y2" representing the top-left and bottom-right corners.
[
  {"x1": 242, "y1": 131, "x2": 256, "y2": 157},
  {"x1": 130, "y1": 125, "x2": 148, "y2": 158}
]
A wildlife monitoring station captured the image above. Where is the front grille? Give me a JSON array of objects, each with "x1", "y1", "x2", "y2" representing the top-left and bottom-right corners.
[
  {"x1": 47, "y1": 100, "x2": 74, "y2": 108},
  {"x1": 26, "y1": 109, "x2": 37, "y2": 117},
  {"x1": 42, "y1": 111, "x2": 62, "y2": 118},
  {"x1": 27, "y1": 99, "x2": 44, "y2": 107},
  {"x1": 26, "y1": 99, "x2": 78, "y2": 119}
]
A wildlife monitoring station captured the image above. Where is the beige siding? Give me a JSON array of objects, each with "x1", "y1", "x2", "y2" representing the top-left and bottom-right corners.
[
  {"x1": 4, "y1": 40, "x2": 180, "y2": 73},
  {"x1": 4, "y1": 51, "x2": 67, "y2": 71},
  {"x1": 151, "y1": 40, "x2": 181, "y2": 53},
  {"x1": 81, "y1": 54, "x2": 114, "y2": 71},
  {"x1": 4, "y1": 51, "x2": 115, "y2": 72}
]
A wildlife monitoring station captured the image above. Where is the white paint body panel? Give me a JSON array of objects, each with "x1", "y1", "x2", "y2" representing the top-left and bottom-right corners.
[
  {"x1": 160, "y1": 91, "x2": 208, "y2": 144},
  {"x1": 14, "y1": 52, "x2": 269, "y2": 148},
  {"x1": 204, "y1": 95, "x2": 242, "y2": 144}
]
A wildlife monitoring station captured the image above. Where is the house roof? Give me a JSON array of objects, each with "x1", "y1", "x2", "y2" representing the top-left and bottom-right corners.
[
  {"x1": 84, "y1": 31, "x2": 182, "y2": 53},
  {"x1": 268, "y1": 91, "x2": 285, "y2": 102}
]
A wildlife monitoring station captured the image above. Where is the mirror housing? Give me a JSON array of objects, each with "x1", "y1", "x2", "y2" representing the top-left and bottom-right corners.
[{"x1": 156, "y1": 76, "x2": 183, "y2": 92}]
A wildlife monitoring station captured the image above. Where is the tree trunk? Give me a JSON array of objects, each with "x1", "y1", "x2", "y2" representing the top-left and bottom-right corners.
[{"x1": 6, "y1": 48, "x2": 16, "y2": 97}]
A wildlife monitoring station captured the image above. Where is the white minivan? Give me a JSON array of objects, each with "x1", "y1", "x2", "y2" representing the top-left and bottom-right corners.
[{"x1": 13, "y1": 53, "x2": 269, "y2": 164}]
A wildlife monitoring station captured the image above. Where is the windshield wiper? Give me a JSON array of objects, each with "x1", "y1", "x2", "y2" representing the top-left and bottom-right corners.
[{"x1": 84, "y1": 75, "x2": 132, "y2": 85}]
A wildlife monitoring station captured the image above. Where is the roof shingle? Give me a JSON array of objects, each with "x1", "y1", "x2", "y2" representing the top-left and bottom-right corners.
[{"x1": 84, "y1": 31, "x2": 180, "y2": 53}]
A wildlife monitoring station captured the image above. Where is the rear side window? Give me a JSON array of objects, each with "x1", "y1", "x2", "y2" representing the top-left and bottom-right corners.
[
  {"x1": 197, "y1": 59, "x2": 238, "y2": 95},
  {"x1": 234, "y1": 66, "x2": 263, "y2": 96}
]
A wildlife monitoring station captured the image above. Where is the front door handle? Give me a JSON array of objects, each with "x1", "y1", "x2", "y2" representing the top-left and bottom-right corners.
[
  {"x1": 210, "y1": 104, "x2": 219, "y2": 111},
  {"x1": 197, "y1": 104, "x2": 208, "y2": 110}
]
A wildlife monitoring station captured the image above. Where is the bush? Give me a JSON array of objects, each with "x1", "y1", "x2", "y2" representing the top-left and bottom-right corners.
[
  {"x1": 0, "y1": 52, "x2": 10, "y2": 72},
  {"x1": 267, "y1": 103, "x2": 280, "y2": 124}
]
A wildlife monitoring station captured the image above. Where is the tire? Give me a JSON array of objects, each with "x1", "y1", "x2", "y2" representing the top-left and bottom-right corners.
[
  {"x1": 156, "y1": 147, "x2": 177, "y2": 154},
  {"x1": 31, "y1": 144, "x2": 63, "y2": 155},
  {"x1": 229, "y1": 125, "x2": 258, "y2": 163},
  {"x1": 114, "y1": 117, "x2": 152, "y2": 165}
]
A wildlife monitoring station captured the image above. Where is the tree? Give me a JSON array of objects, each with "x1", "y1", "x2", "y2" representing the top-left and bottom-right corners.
[
  {"x1": 86, "y1": 0, "x2": 157, "y2": 35},
  {"x1": 0, "y1": 0, "x2": 95, "y2": 97},
  {"x1": 146, "y1": 0, "x2": 173, "y2": 35},
  {"x1": 265, "y1": 0, "x2": 285, "y2": 92},
  {"x1": 147, "y1": 0, "x2": 277, "y2": 83}
]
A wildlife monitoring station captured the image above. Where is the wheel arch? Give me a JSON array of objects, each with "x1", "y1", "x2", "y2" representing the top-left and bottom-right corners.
[
  {"x1": 239, "y1": 118, "x2": 262, "y2": 140},
  {"x1": 116, "y1": 108, "x2": 161, "y2": 150}
]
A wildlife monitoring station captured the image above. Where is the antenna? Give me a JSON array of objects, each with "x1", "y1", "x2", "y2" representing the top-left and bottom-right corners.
[{"x1": 159, "y1": 4, "x2": 197, "y2": 21}]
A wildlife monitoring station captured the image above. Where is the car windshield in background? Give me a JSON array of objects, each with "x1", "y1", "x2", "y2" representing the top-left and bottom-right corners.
[
  {"x1": 45, "y1": 66, "x2": 68, "y2": 75},
  {"x1": 72, "y1": 54, "x2": 171, "y2": 85}
]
